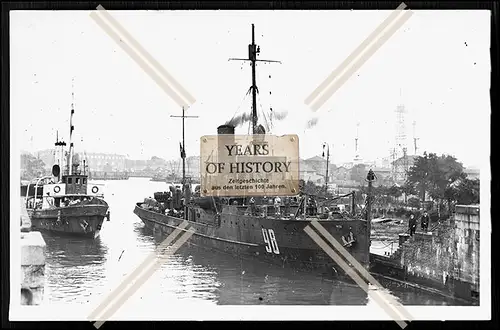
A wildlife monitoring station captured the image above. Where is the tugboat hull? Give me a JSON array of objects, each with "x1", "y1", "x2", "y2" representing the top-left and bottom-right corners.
[
  {"x1": 134, "y1": 203, "x2": 370, "y2": 281},
  {"x1": 28, "y1": 205, "x2": 108, "y2": 239}
]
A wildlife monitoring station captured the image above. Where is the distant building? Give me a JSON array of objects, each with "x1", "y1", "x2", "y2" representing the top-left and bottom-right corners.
[
  {"x1": 329, "y1": 166, "x2": 358, "y2": 188},
  {"x1": 304, "y1": 155, "x2": 326, "y2": 172},
  {"x1": 36, "y1": 149, "x2": 56, "y2": 170},
  {"x1": 186, "y1": 156, "x2": 201, "y2": 179},
  {"x1": 148, "y1": 156, "x2": 168, "y2": 169},
  {"x1": 371, "y1": 166, "x2": 392, "y2": 184},
  {"x1": 333, "y1": 166, "x2": 350, "y2": 181},
  {"x1": 464, "y1": 167, "x2": 480, "y2": 180},
  {"x1": 299, "y1": 159, "x2": 323, "y2": 184},
  {"x1": 303, "y1": 155, "x2": 336, "y2": 183},
  {"x1": 125, "y1": 159, "x2": 148, "y2": 171},
  {"x1": 391, "y1": 154, "x2": 418, "y2": 183},
  {"x1": 375, "y1": 156, "x2": 391, "y2": 168},
  {"x1": 339, "y1": 162, "x2": 355, "y2": 170},
  {"x1": 78, "y1": 152, "x2": 126, "y2": 172}
]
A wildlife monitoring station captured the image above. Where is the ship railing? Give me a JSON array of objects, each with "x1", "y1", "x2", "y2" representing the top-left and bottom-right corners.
[{"x1": 25, "y1": 176, "x2": 54, "y2": 209}]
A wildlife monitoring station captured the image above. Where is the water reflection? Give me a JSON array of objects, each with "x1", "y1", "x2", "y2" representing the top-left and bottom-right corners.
[
  {"x1": 142, "y1": 226, "x2": 369, "y2": 305},
  {"x1": 42, "y1": 232, "x2": 108, "y2": 303},
  {"x1": 43, "y1": 232, "x2": 108, "y2": 267},
  {"x1": 40, "y1": 178, "x2": 464, "y2": 307}
]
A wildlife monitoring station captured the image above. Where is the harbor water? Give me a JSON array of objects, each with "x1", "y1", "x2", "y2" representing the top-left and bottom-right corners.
[{"x1": 41, "y1": 178, "x2": 463, "y2": 307}]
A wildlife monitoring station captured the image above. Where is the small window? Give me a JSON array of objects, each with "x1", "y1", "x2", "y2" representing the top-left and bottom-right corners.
[
  {"x1": 68, "y1": 178, "x2": 73, "y2": 184},
  {"x1": 76, "y1": 178, "x2": 80, "y2": 184},
  {"x1": 83, "y1": 178, "x2": 87, "y2": 184}
]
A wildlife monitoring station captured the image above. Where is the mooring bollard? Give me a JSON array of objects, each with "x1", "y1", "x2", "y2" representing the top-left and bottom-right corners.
[{"x1": 20, "y1": 201, "x2": 46, "y2": 305}]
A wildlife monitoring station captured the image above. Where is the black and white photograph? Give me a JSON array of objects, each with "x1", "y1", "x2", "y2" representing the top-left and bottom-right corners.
[{"x1": 9, "y1": 4, "x2": 491, "y2": 324}]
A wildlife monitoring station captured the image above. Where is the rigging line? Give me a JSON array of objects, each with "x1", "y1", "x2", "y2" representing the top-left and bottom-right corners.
[
  {"x1": 260, "y1": 103, "x2": 270, "y2": 132},
  {"x1": 257, "y1": 93, "x2": 270, "y2": 132},
  {"x1": 229, "y1": 88, "x2": 252, "y2": 123}
]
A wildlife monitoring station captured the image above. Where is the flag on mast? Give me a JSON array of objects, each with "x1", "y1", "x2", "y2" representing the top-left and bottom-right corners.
[{"x1": 180, "y1": 142, "x2": 186, "y2": 159}]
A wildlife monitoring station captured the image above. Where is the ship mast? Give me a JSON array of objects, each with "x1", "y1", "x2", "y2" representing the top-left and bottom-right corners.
[
  {"x1": 250, "y1": 25, "x2": 258, "y2": 134},
  {"x1": 54, "y1": 130, "x2": 66, "y2": 181},
  {"x1": 67, "y1": 78, "x2": 75, "y2": 175},
  {"x1": 171, "y1": 106, "x2": 198, "y2": 186},
  {"x1": 229, "y1": 24, "x2": 281, "y2": 134},
  {"x1": 323, "y1": 143, "x2": 330, "y2": 194}
]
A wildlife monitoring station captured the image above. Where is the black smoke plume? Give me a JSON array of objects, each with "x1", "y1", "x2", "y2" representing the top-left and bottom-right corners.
[
  {"x1": 225, "y1": 112, "x2": 253, "y2": 127},
  {"x1": 226, "y1": 109, "x2": 289, "y2": 127}
]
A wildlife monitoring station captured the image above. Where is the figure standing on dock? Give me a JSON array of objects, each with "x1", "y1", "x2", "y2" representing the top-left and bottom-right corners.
[
  {"x1": 409, "y1": 213, "x2": 417, "y2": 236},
  {"x1": 283, "y1": 197, "x2": 291, "y2": 216},
  {"x1": 421, "y1": 211, "x2": 430, "y2": 232},
  {"x1": 249, "y1": 197, "x2": 258, "y2": 216},
  {"x1": 274, "y1": 196, "x2": 282, "y2": 215}
]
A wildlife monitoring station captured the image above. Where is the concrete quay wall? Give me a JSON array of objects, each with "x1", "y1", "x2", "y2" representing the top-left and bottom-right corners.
[
  {"x1": 398, "y1": 205, "x2": 480, "y2": 302},
  {"x1": 20, "y1": 200, "x2": 46, "y2": 305},
  {"x1": 370, "y1": 204, "x2": 480, "y2": 303},
  {"x1": 21, "y1": 232, "x2": 46, "y2": 305}
]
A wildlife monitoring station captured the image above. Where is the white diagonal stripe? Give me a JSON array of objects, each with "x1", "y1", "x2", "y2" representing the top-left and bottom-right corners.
[
  {"x1": 88, "y1": 220, "x2": 193, "y2": 327},
  {"x1": 90, "y1": 6, "x2": 196, "y2": 108},
  {"x1": 304, "y1": 226, "x2": 408, "y2": 328},
  {"x1": 310, "y1": 220, "x2": 413, "y2": 321},
  {"x1": 304, "y1": 2, "x2": 412, "y2": 112},
  {"x1": 309, "y1": 10, "x2": 413, "y2": 112},
  {"x1": 92, "y1": 227, "x2": 195, "y2": 328}
]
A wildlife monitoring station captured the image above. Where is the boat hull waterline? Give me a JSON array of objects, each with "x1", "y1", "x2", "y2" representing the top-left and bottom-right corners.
[
  {"x1": 134, "y1": 203, "x2": 370, "y2": 281},
  {"x1": 28, "y1": 204, "x2": 108, "y2": 239}
]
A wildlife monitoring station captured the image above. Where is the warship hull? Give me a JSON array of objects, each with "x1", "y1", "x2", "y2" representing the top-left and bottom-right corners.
[
  {"x1": 28, "y1": 204, "x2": 108, "y2": 239},
  {"x1": 134, "y1": 203, "x2": 370, "y2": 281}
]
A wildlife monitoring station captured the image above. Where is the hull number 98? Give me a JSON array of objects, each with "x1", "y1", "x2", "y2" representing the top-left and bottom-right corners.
[{"x1": 262, "y1": 228, "x2": 280, "y2": 255}]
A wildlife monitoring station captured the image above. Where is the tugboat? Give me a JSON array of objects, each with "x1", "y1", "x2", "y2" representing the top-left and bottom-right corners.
[
  {"x1": 133, "y1": 24, "x2": 371, "y2": 280},
  {"x1": 24, "y1": 89, "x2": 110, "y2": 239}
]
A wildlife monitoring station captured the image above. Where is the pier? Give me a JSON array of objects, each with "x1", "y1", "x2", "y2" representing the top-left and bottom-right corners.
[
  {"x1": 20, "y1": 200, "x2": 46, "y2": 305},
  {"x1": 370, "y1": 204, "x2": 480, "y2": 303},
  {"x1": 89, "y1": 170, "x2": 130, "y2": 180}
]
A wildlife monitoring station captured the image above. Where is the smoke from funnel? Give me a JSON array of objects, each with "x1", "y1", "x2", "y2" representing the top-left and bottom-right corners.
[
  {"x1": 225, "y1": 112, "x2": 253, "y2": 127},
  {"x1": 227, "y1": 109, "x2": 289, "y2": 128},
  {"x1": 306, "y1": 117, "x2": 319, "y2": 129},
  {"x1": 271, "y1": 110, "x2": 288, "y2": 121}
]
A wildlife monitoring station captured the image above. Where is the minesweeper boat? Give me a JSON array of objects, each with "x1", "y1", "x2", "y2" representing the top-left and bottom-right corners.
[
  {"x1": 23, "y1": 92, "x2": 110, "y2": 239},
  {"x1": 134, "y1": 24, "x2": 372, "y2": 280}
]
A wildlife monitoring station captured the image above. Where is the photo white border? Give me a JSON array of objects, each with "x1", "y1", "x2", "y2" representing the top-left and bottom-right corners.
[{"x1": 8, "y1": 8, "x2": 492, "y2": 322}]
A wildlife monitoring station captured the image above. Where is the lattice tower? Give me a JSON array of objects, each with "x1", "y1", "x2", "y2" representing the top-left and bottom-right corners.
[{"x1": 391, "y1": 104, "x2": 409, "y2": 183}]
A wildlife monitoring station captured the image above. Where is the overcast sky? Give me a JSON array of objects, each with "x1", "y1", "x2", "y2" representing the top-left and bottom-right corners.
[{"x1": 10, "y1": 9, "x2": 490, "y2": 168}]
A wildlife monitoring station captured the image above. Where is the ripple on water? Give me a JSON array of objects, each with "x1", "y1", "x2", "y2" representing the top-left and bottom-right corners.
[{"x1": 41, "y1": 179, "x2": 467, "y2": 307}]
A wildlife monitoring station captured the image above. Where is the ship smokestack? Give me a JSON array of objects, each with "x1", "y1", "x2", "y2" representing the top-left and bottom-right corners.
[
  {"x1": 217, "y1": 124, "x2": 235, "y2": 135},
  {"x1": 215, "y1": 124, "x2": 235, "y2": 195},
  {"x1": 217, "y1": 124, "x2": 235, "y2": 156}
]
